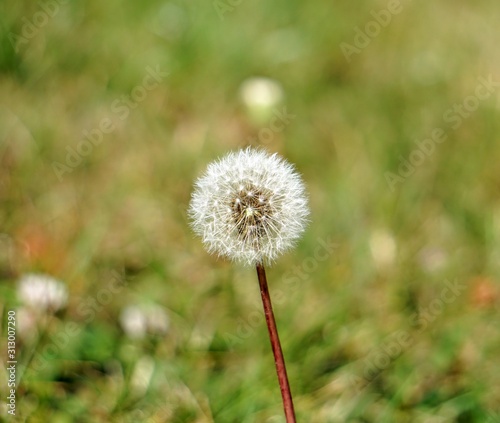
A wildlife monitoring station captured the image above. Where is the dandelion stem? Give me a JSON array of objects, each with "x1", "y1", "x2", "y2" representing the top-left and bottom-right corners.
[{"x1": 256, "y1": 263, "x2": 297, "y2": 423}]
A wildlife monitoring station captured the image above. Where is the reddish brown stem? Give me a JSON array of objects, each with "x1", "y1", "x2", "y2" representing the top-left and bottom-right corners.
[{"x1": 256, "y1": 263, "x2": 297, "y2": 423}]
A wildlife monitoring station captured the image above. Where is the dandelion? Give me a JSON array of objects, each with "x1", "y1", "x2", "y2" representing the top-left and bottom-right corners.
[
  {"x1": 17, "y1": 273, "x2": 68, "y2": 312},
  {"x1": 189, "y1": 148, "x2": 309, "y2": 422},
  {"x1": 189, "y1": 148, "x2": 309, "y2": 266},
  {"x1": 15, "y1": 274, "x2": 68, "y2": 386}
]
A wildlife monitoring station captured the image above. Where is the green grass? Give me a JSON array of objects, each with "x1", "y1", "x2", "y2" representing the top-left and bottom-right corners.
[{"x1": 1, "y1": 0, "x2": 500, "y2": 421}]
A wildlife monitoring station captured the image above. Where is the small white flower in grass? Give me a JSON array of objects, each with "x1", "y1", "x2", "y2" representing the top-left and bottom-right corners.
[
  {"x1": 239, "y1": 77, "x2": 283, "y2": 109},
  {"x1": 120, "y1": 304, "x2": 170, "y2": 339},
  {"x1": 189, "y1": 148, "x2": 309, "y2": 266},
  {"x1": 17, "y1": 273, "x2": 68, "y2": 311},
  {"x1": 120, "y1": 306, "x2": 147, "y2": 339},
  {"x1": 239, "y1": 77, "x2": 284, "y2": 123}
]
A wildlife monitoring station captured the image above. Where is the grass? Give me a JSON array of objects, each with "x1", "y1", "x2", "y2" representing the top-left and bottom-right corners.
[{"x1": 1, "y1": 0, "x2": 500, "y2": 421}]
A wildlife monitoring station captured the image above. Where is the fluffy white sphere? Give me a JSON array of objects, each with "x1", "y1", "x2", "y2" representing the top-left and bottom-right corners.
[{"x1": 189, "y1": 148, "x2": 309, "y2": 266}]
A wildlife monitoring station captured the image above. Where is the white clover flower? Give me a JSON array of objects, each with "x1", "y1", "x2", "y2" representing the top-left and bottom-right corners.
[
  {"x1": 239, "y1": 77, "x2": 284, "y2": 123},
  {"x1": 120, "y1": 304, "x2": 170, "y2": 339},
  {"x1": 17, "y1": 273, "x2": 68, "y2": 311},
  {"x1": 189, "y1": 148, "x2": 309, "y2": 266},
  {"x1": 239, "y1": 77, "x2": 284, "y2": 109}
]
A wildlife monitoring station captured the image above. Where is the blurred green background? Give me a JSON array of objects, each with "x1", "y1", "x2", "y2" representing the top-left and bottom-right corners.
[{"x1": 1, "y1": 0, "x2": 500, "y2": 421}]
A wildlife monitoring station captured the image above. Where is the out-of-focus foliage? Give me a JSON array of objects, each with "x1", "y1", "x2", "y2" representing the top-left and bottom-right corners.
[{"x1": 1, "y1": 0, "x2": 499, "y2": 421}]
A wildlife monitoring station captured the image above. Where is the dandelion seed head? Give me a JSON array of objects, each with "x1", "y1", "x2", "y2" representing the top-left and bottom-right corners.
[{"x1": 189, "y1": 148, "x2": 309, "y2": 266}]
